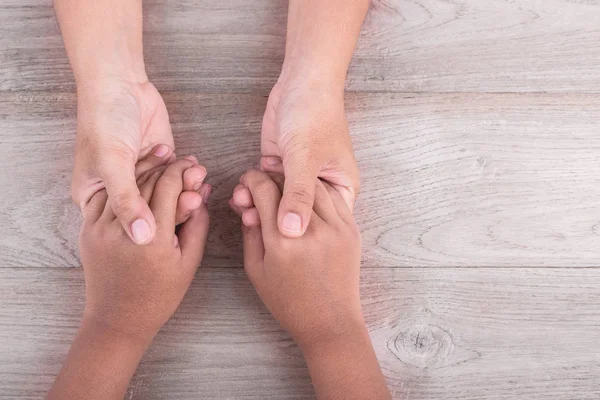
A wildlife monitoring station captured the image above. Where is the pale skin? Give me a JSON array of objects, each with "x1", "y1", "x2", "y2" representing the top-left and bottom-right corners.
[
  {"x1": 47, "y1": 160, "x2": 390, "y2": 399},
  {"x1": 54, "y1": 0, "x2": 368, "y2": 243}
]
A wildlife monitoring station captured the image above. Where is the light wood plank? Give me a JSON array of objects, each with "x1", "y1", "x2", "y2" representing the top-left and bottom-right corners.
[
  {"x1": 2, "y1": 92, "x2": 600, "y2": 268},
  {"x1": 1, "y1": 267, "x2": 599, "y2": 399},
  {"x1": 2, "y1": 0, "x2": 600, "y2": 93}
]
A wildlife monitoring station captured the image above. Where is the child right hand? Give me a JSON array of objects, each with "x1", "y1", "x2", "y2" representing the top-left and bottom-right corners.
[
  {"x1": 231, "y1": 170, "x2": 391, "y2": 399},
  {"x1": 231, "y1": 170, "x2": 363, "y2": 347},
  {"x1": 48, "y1": 153, "x2": 211, "y2": 400}
]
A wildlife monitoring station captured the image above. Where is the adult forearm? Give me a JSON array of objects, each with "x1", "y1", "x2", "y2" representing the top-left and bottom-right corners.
[
  {"x1": 282, "y1": 0, "x2": 370, "y2": 88},
  {"x1": 53, "y1": 0, "x2": 147, "y2": 89},
  {"x1": 300, "y1": 317, "x2": 391, "y2": 400},
  {"x1": 47, "y1": 315, "x2": 152, "y2": 400}
]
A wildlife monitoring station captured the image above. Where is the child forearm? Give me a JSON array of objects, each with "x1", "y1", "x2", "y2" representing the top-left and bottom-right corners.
[
  {"x1": 300, "y1": 315, "x2": 391, "y2": 400},
  {"x1": 46, "y1": 315, "x2": 152, "y2": 400}
]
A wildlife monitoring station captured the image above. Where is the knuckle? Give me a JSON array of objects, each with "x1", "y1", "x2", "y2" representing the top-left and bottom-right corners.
[
  {"x1": 95, "y1": 145, "x2": 135, "y2": 175},
  {"x1": 254, "y1": 179, "x2": 278, "y2": 197},
  {"x1": 276, "y1": 236, "x2": 296, "y2": 253},
  {"x1": 159, "y1": 175, "x2": 182, "y2": 193},
  {"x1": 110, "y1": 191, "x2": 137, "y2": 218},
  {"x1": 285, "y1": 185, "x2": 314, "y2": 207},
  {"x1": 167, "y1": 159, "x2": 194, "y2": 173},
  {"x1": 138, "y1": 166, "x2": 166, "y2": 188},
  {"x1": 244, "y1": 169, "x2": 265, "y2": 183}
]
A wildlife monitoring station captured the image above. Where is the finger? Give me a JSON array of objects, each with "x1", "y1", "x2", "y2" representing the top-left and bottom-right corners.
[
  {"x1": 82, "y1": 189, "x2": 108, "y2": 223},
  {"x1": 312, "y1": 179, "x2": 338, "y2": 223},
  {"x1": 278, "y1": 154, "x2": 321, "y2": 238},
  {"x1": 242, "y1": 207, "x2": 260, "y2": 227},
  {"x1": 106, "y1": 165, "x2": 166, "y2": 219},
  {"x1": 323, "y1": 181, "x2": 354, "y2": 224},
  {"x1": 183, "y1": 165, "x2": 207, "y2": 192},
  {"x1": 233, "y1": 185, "x2": 254, "y2": 208},
  {"x1": 265, "y1": 172, "x2": 285, "y2": 192},
  {"x1": 229, "y1": 198, "x2": 253, "y2": 222},
  {"x1": 178, "y1": 205, "x2": 210, "y2": 275},
  {"x1": 100, "y1": 152, "x2": 156, "y2": 245},
  {"x1": 149, "y1": 159, "x2": 196, "y2": 237},
  {"x1": 229, "y1": 198, "x2": 245, "y2": 217},
  {"x1": 240, "y1": 169, "x2": 281, "y2": 238},
  {"x1": 183, "y1": 155, "x2": 199, "y2": 165},
  {"x1": 176, "y1": 191, "x2": 203, "y2": 225},
  {"x1": 134, "y1": 144, "x2": 174, "y2": 178},
  {"x1": 261, "y1": 156, "x2": 284, "y2": 174},
  {"x1": 199, "y1": 183, "x2": 212, "y2": 204},
  {"x1": 242, "y1": 224, "x2": 265, "y2": 286},
  {"x1": 137, "y1": 166, "x2": 167, "y2": 205}
]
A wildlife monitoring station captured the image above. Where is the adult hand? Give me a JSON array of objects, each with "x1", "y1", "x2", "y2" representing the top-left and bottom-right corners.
[
  {"x1": 253, "y1": 78, "x2": 360, "y2": 237},
  {"x1": 72, "y1": 80, "x2": 206, "y2": 245}
]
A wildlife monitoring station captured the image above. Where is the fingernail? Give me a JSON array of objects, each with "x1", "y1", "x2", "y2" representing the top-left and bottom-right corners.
[
  {"x1": 193, "y1": 180, "x2": 203, "y2": 191},
  {"x1": 282, "y1": 213, "x2": 302, "y2": 233},
  {"x1": 154, "y1": 145, "x2": 169, "y2": 158},
  {"x1": 131, "y1": 219, "x2": 151, "y2": 244},
  {"x1": 264, "y1": 157, "x2": 280, "y2": 166}
]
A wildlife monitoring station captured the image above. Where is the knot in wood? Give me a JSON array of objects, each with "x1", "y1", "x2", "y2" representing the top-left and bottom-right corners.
[{"x1": 389, "y1": 323, "x2": 480, "y2": 370}]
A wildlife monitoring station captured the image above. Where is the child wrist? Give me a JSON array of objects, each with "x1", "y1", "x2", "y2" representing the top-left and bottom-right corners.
[
  {"x1": 80, "y1": 310, "x2": 157, "y2": 350},
  {"x1": 295, "y1": 310, "x2": 367, "y2": 353}
]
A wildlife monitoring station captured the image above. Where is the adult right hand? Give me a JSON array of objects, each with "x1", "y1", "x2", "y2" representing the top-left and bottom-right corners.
[{"x1": 72, "y1": 80, "x2": 206, "y2": 245}]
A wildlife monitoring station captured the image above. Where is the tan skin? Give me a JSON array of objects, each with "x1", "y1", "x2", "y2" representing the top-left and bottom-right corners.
[
  {"x1": 233, "y1": 170, "x2": 391, "y2": 400},
  {"x1": 47, "y1": 159, "x2": 390, "y2": 399},
  {"x1": 48, "y1": 154, "x2": 211, "y2": 400}
]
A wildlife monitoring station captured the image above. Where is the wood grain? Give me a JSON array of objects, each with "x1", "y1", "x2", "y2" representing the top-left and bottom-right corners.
[
  {"x1": 2, "y1": 92, "x2": 600, "y2": 268},
  {"x1": 2, "y1": 0, "x2": 600, "y2": 93},
  {"x1": 2, "y1": 1, "x2": 599, "y2": 399},
  {"x1": 1, "y1": 267, "x2": 599, "y2": 399}
]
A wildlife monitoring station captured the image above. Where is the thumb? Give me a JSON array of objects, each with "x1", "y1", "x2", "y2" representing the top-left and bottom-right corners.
[
  {"x1": 278, "y1": 154, "x2": 320, "y2": 238},
  {"x1": 100, "y1": 154, "x2": 157, "y2": 245}
]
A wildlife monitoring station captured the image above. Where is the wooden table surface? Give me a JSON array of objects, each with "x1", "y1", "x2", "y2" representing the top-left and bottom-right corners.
[{"x1": 1, "y1": 1, "x2": 599, "y2": 399}]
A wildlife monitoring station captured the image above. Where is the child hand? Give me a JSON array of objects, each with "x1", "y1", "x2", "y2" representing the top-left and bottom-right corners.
[
  {"x1": 231, "y1": 170, "x2": 390, "y2": 400},
  {"x1": 231, "y1": 170, "x2": 362, "y2": 346},
  {"x1": 79, "y1": 156, "x2": 211, "y2": 341}
]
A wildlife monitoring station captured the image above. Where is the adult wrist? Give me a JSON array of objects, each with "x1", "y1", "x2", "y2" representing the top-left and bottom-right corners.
[
  {"x1": 75, "y1": 67, "x2": 148, "y2": 98},
  {"x1": 278, "y1": 60, "x2": 346, "y2": 97}
]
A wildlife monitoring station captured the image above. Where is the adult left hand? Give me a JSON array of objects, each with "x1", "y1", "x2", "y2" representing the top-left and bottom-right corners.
[{"x1": 232, "y1": 78, "x2": 360, "y2": 237}]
